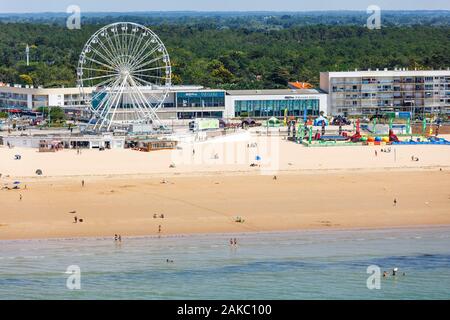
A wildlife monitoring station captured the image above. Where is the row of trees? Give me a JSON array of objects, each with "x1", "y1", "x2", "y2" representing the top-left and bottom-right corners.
[
  {"x1": 0, "y1": 21, "x2": 449, "y2": 89},
  {"x1": 35, "y1": 106, "x2": 66, "y2": 123}
]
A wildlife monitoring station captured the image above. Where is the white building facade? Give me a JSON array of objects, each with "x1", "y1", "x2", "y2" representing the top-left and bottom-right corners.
[
  {"x1": 0, "y1": 84, "x2": 95, "y2": 110},
  {"x1": 1, "y1": 84, "x2": 327, "y2": 120},
  {"x1": 320, "y1": 69, "x2": 450, "y2": 116}
]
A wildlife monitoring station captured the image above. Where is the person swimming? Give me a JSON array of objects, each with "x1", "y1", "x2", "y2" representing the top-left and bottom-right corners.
[{"x1": 392, "y1": 267, "x2": 398, "y2": 276}]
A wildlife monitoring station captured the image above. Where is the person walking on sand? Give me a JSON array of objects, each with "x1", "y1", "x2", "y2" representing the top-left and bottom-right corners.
[
  {"x1": 158, "y1": 225, "x2": 162, "y2": 234},
  {"x1": 19, "y1": 194, "x2": 22, "y2": 201},
  {"x1": 74, "y1": 216, "x2": 78, "y2": 223},
  {"x1": 81, "y1": 180, "x2": 85, "y2": 187},
  {"x1": 375, "y1": 150, "x2": 378, "y2": 157},
  {"x1": 393, "y1": 198, "x2": 397, "y2": 206}
]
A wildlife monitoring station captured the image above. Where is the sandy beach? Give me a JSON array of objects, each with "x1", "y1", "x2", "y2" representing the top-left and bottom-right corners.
[
  {"x1": 0, "y1": 171, "x2": 449, "y2": 240},
  {"x1": 1, "y1": 134, "x2": 450, "y2": 240},
  {"x1": 1, "y1": 133, "x2": 450, "y2": 178}
]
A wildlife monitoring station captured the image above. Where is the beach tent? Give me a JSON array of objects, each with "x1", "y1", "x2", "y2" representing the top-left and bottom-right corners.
[
  {"x1": 266, "y1": 117, "x2": 281, "y2": 127},
  {"x1": 268, "y1": 117, "x2": 280, "y2": 124},
  {"x1": 313, "y1": 116, "x2": 328, "y2": 126}
]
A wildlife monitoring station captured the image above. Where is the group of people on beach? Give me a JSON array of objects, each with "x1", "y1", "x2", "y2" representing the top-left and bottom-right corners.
[
  {"x1": 374, "y1": 148, "x2": 392, "y2": 156},
  {"x1": 73, "y1": 216, "x2": 84, "y2": 223},
  {"x1": 114, "y1": 234, "x2": 122, "y2": 242}
]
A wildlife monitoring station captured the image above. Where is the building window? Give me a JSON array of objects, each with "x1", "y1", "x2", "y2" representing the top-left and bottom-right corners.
[
  {"x1": 176, "y1": 92, "x2": 225, "y2": 108},
  {"x1": 234, "y1": 99, "x2": 320, "y2": 117}
]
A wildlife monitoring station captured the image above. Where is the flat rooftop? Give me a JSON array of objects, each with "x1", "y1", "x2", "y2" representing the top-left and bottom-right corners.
[
  {"x1": 227, "y1": 89, "x2": 324, "y2": 96},
  {"x1": 321, "y1": 69, "x2": 450, "y2": 77}
]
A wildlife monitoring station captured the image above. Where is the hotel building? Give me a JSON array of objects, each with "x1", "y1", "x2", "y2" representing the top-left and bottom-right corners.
[
  {"x1": 320, "y1": 69, "x2": 450, "y2": 117},
  {"x1": 0, "y1": 84, "x2": 94, "y2": 111}
]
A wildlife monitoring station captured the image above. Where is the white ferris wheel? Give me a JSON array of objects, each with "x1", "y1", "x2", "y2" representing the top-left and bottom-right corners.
[{"x1": 77, "y1": 22, "x2": 172, "y2": 131}]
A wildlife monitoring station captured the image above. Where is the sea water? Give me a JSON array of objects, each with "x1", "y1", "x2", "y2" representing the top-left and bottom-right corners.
[{"x1": 0, "y1": 226, "x2": 449, "y2": 300}]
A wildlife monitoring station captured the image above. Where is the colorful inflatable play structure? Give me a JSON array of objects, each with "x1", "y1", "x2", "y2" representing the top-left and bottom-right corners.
[
  {"x1": 295, "y1": 117, "x2": 450, "y2": 147},
  {"x1": 389, "y1": 129, "x2": 400, "y2": 142},
  {"x1": 391, "y1": 136, "x2": 450, "y2": 145}
]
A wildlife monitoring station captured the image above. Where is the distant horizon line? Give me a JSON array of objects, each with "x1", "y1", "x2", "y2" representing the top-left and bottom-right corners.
[{"x1": 1, "y1": 9, "x2": 450, "y2": 15}]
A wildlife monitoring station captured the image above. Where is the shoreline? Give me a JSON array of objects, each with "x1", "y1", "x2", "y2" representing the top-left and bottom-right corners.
[{"x1": 1, "y1": 223, "x2": 450, "y2": 243}]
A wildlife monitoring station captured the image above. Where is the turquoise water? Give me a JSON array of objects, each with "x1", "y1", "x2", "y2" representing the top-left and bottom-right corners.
[{"x1": 0, "y1": 227, "x2": 449, "y2": 300}]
